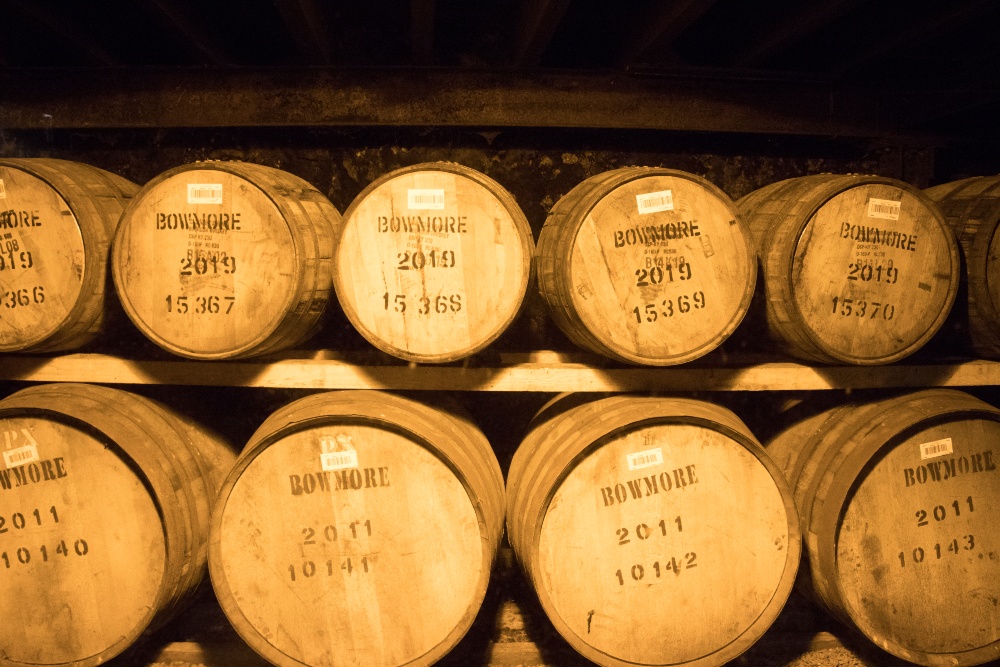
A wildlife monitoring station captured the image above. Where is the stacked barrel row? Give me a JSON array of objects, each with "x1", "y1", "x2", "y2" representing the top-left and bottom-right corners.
[
  {"x1": 7, "y1": 157, "x2": 1000, "y2": 364},
  {"x1": 0, "y1": 382, "x2": 997, "y2": 666}
]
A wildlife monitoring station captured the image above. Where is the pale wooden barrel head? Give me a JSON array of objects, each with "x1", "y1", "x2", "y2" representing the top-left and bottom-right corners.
[
  {"x1": 113, "y1": 168, "x2": 299, "y2": 358},
  {"x1": 837, "y1": 419, "x2": 1000, "y2": 658},
  {"x1": 335, "y1": 163, "x2": 534, "y2": 363},
  {"x1": 0, "y1": 415, "x2": 166, "y2": 666},
  {"x1": 534, "y1": 423, "x2": 792, "y2": 666},
  {"x1": 213, "y1": 423, "x2": 485, "y2": 667},
  {"x1": 0, "y1": 166, "x2": 87, "y2": 350},
  {"x1": 538, "y1": 169, "x2": 755, "y2": 365},
  {"x1": 793, "y1": 184, "x2": 956, "y2": 362}
]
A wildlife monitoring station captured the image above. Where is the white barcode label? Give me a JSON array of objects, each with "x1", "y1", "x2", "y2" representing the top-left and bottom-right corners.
[
  {"x1": 187, "y1": 183, "x2": 223, "y2": 204},
  {"x1": 627, "y1": 447, "x2": 664, "y2": 471},
  {"x1": 0, "y1": 179, "x2": 6, "y2": 200},
  {"x1": 867, "y1": 198, "x2": 901, "y2": 220},
  {"x1": 3, "y1": 444, "x2": 39, "y2": 469},
  {"x1": 920, "y1": 437, "x2": 953, "y2": 460},
  {"x1": 407, "y1": 189, "x2": 445, "y2": 210},
  {"x1": 321, "y1": 450, "x2": 358, "y2": 471},
  {"x1": 636, "y1": 190, "x2": 674, "y2": 214}
]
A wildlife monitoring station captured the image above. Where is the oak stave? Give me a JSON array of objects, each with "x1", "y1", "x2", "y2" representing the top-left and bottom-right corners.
[
  {"x1": 334, "y1": 162, "x2": 535, "y2": 363},
  {"x1": 0, "y1": 383, "x2": 235, "y2": 667},
  {"x1": 766, "y1": 389, "x2": 1000, "y2": 666},
  {"x1": 112, "y1": 161, "x2": 337, "y2": 359},
  {"x1": 0, "y1": 158, "x2": 139, "y2": 352},
  {"x1": 536, "y1": 167, "x2": 756, "y2": 365},
  {"x1": 208, "y1": 390, "x2": 504, "y2": 667},
  {"x1": 738, "y1": 174, "x2": 959, "y2": 364},
  {"x1": 506, "y1": 394, "x2": 800, "y2": 667},
  {"x1": 925, "y1": 176, "x2": 1000, "y2": 357}
]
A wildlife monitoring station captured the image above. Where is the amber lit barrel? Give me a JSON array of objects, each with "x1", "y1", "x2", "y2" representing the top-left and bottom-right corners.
[
  {"x1": 0, "y1": 158, "x2": 138, "y2": 352},
  {"x1": 209, "y1": 390, "x2": 504, "y2": 667},
  {"x1": 506, "y1": 395, "x2": 799, "y2": 667},
  {"x1": 738, "y1": 174, "x2": 959, "y2": 364},
  {"x1": 0, "y1": 383, "x2": 235, "y2": 667},
  {"x1": 767, "y1": 389, "x2": 1000, "y2": 666},
  {"x1": 112, "y1": 161, "x2": 337, "y2": 359},
  {"x1": 334, "y1": 162, "x2": 534, "y2": 363},
  {"x1": 925, "y1": 176, "x2": 1000, "y2": 357},
  {"x1": 537, "y1": 167, "x2": 756, "y2": 365}
]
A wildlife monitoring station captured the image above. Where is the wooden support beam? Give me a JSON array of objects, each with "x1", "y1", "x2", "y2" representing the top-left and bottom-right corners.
[
  {"x1": 11, "y1": 1, "x2": 123, "y2": 67},
  {"x1": 508, "y1": 0, "x2": 571, "y2": 67},
  {"x1": 272, "y1": 0, "x2": 334, "y2": 65},
  {"x1": 141, "y1": 0, "x2": 232, "y2": 66},
  {"x1": 410, "y1": 0, "x2": 435, "y2": 65},
  {"x1": 617, "y1": 0, "x2": 718, "y2": 66},
  {"x1": 728, "y1": 0, "x2": 860, "y2": 68}
]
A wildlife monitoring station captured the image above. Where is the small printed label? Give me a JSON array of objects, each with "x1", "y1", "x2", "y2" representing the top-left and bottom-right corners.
[
  {"x1": 0, "y1": 179, "x2": 6, "y2": 200},
  {"x1": 920, "y1": 437, "x2": 953, "y2": 460},
  {"x1": 3, "y1": 444, "x2": 39, "y2": 469},
  {"x1": 407, "y1": 189, "x2": 445, "y2": 210},
  {"x1": 187, "y1": 183, "x2": 223, "y2": 205},
  {"x1": 321, "y1": 450, "x2": 359, "y2": 471},
  {"x1": 627, "y1": 447, "x2": 664, "y2": 471},
  {"x1": 636, "y1": 190, "x2": 674, "y2": 214},
  {"x1": 867, "y1": 198, "x2": 901, "y2": 220}
]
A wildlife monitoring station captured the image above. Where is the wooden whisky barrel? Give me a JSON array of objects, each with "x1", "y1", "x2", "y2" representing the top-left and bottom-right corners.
[
  {"x1": 506, "y1": 395, "x2": 800, "y2": 667},
  {"x1": 0, "y1": 158, "x2": 138, "y2": 352},
  {"x1": 112, "y1": 161, "x2": 337, "y2": 359},
  {"x1": 766, "y1": 389, "x2": 1000, "y2": 666},
  {"x1": 0, "y1": 383, "x2": 235, "y2": 667},
  {"x1": 925, "y1": 176, "x2": 1000, "y2": 357},
  {"x1": 536, "y1": 167, "x2": 756, "y2": 365},
  {"x1": 209, "y1": 390, "x2": 505, "y2": 667},
  {"x1": 738, "y1": 174, "x2": 959, "y2": 364},
  {"x1": 334, "y1": 162, "x2": 534, "y2": 363}
]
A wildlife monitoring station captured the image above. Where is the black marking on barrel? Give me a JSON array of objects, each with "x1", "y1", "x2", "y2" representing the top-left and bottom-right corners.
[{"x1": 918, "y1": 282, "x2": 932, "y2": 292}]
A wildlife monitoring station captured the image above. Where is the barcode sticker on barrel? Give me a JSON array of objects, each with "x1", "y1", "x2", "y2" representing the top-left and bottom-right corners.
[
  {"x1": 920, "y1": 437, "x2": 953, "y2": 460},
  {"x1": 3, "y1": 444, "x2": 39, "y2": 469},
  {"x1": 0, "y1": 179, "x2": 6, "y2": 200},
  {"x1": 636, "y1": 190, "x2": 674, "y2": 214},
  {"x1": 867, "y1": 198, "x2": 901, "y2": 220},
  {"x1": 187, "y1": 184, "x2": 223, "y2": 205},
  {"x1": 627, "y1": 447, "x2": 664, "y2": 471},
  {"x1": 321, "y1": 450, "x2": 359, "y2": 471},
  {"x1": 408, "y1": 189, "x2": 446, "y2": 210}
]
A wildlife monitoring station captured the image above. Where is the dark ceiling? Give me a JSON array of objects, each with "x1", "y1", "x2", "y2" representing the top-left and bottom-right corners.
[{"x1": 1, "y1": 0, "x2": 998, "y2": 141}]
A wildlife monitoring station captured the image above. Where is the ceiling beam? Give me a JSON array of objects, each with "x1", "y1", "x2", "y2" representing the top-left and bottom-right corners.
[
  {"x1": 272, "y1": 0, "x2": 334, "y2": 65},
  {"x1": 728, "y1": 0, "x2": 860, "y2": 69},
  {"x1": 410, "y1": 0, "x2": 435, "y2": 65},
  {"x1": 141, "y1": 0, "x2": 231, "y2": 66},
  {"x1": 831, "y1": 0, "x2": 993, "y2": 78},
  {"x1": 12, "y1": 1, "x2": 123, "y2": 67},
  {"x1": 617, "y1": 0, "x2": 718, "y2": 67},
  {"x1": 508, "y1": 0, "x2": 571, "y2": 68},
  {"x1": 0, "y1": 67, "x2": 929, "y2": 141}
]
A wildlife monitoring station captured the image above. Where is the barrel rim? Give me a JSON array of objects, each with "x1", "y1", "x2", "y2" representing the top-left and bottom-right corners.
[
  {"x1": 111, "y1": 160, "x2": 305, "y2": 360},
  {"x1": 208, "y1": 407, "x2": 497, "y2": 667},
  {"x1": 334, "y1": 161, "x2": 535, "y2": 363}
]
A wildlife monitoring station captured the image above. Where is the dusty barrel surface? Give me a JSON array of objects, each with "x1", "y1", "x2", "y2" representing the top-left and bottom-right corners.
[
  {"x1": 209, "y1": 390, "x2": 505, "y2": 667},
  {"x1": 112, "y1": 161, "x2": 337, "y2": 359},
  {"x1": 0, "y1": 158, "x2": 138, "y2": 352},
  {"x1": 506, "y1": 395, "x2": 799, "y2": 667},
  {"x1": 925, "y1": 176, "x2": 1000, "y2": 357},
  {"x1": 0, "y1": 383, "x2": 235, "y2": 667},
  {"x1": 738, "y1": 174, "x2": 959, "y2": 364},
  {"x1": 766, "y1": 389, "x2": 1000, "y2": 666},
  {"x1": 334, "y1": 162, "x2": 535, "y2": 363},
  {"x1": 536, "y1": 167, "x2": 756, "y2": 365}
]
